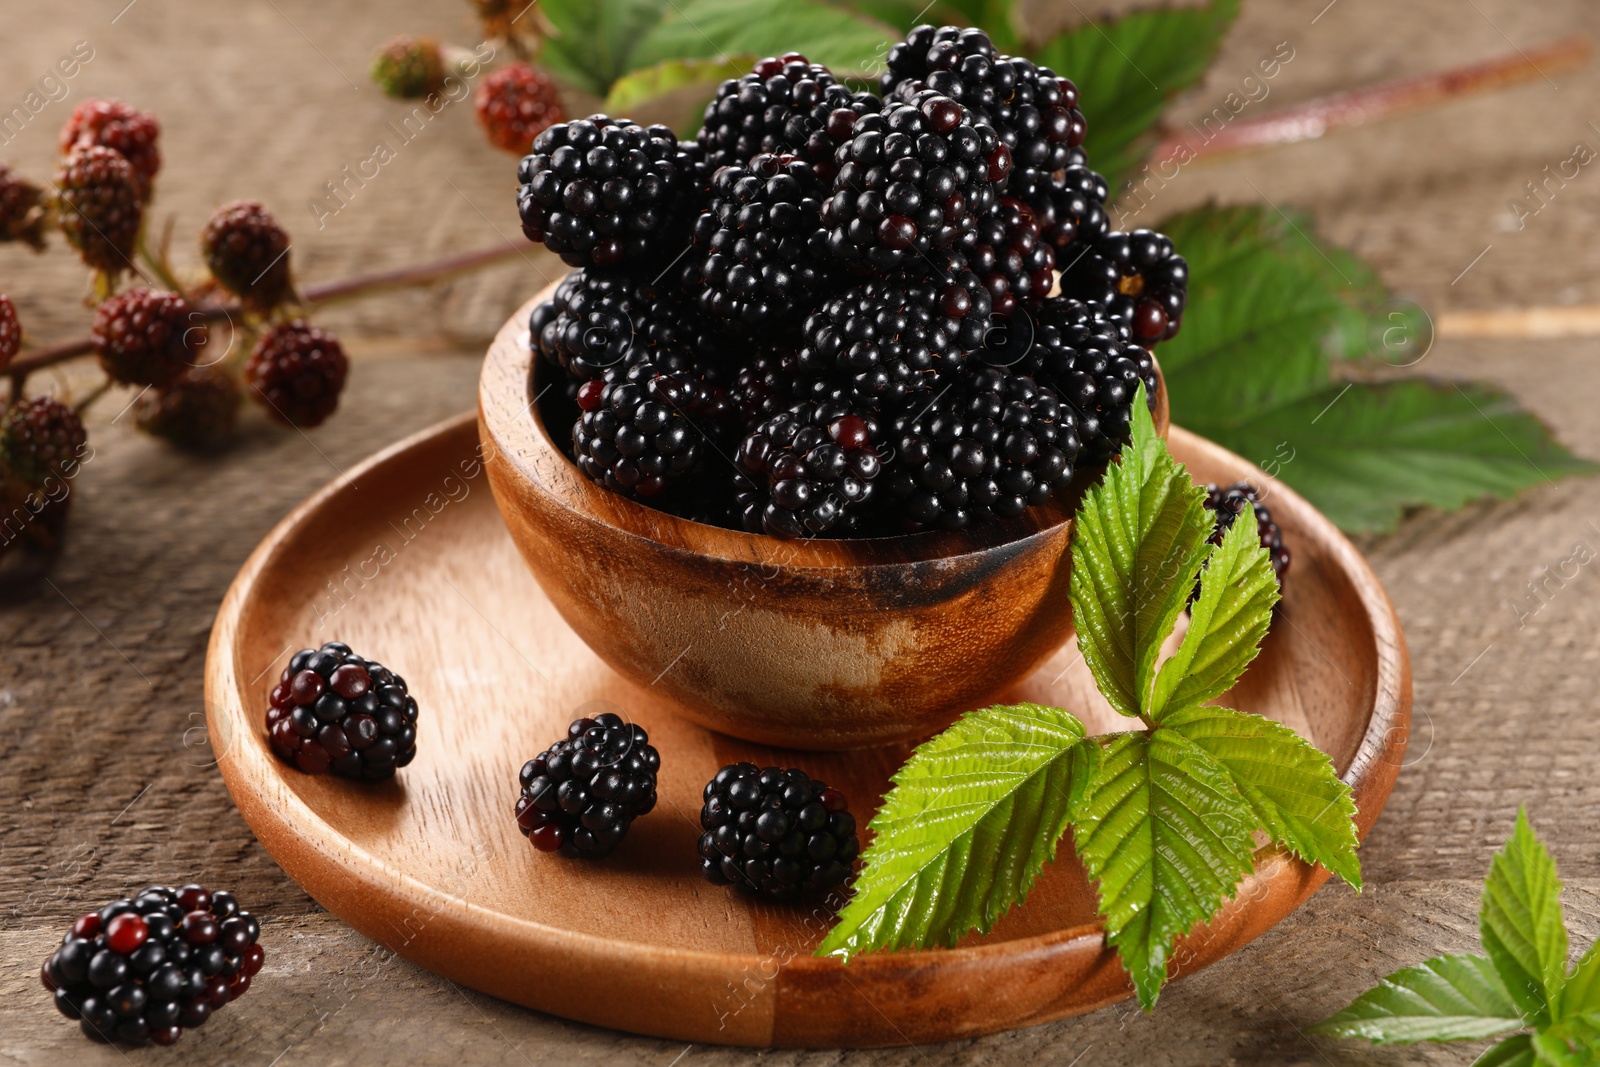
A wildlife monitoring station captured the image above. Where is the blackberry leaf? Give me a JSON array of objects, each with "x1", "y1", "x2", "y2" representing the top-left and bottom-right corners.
[
  {"x1": 1481, "y1": 809, "x2": 1568, "y2": 1023},
  {"x1": 605, "y1": 55, "x2": 756, "y2": 127},
  {"x1": 816, "y1": 703, "x2": 1093, "y2": 961},
  {"x1": 1070, "y1": 728, "x2": 1257, "y2": 1010},
  {"x1": 1161, "y1": 705, "x2": 1360, "y2": 890},
  {"x1": 1558, "y1": 943, "x2": 1600, "y2": 1021},
  {"x1": 1068, "y1": 382, "x2": 1211, "y2": 719},
  {"x1": 628, "y1": 0, "x2": 895, "y2": 80},
  {"x1": 1533, "y1": 1012, "x2": 1600, "y2": 1065},
  {"x1": 1474, "y1": 1035, "x2": 1536, "y2": 1067},
  {"x1": 1149, "y1": 509, "x2": 1279, "y2": 720},
  {"x1": 538, "y1": 0, "x2": 667, "y2": 96},
  {"x1": 1310, "y1": 954, "x2": 1527, "y2": 1045}
]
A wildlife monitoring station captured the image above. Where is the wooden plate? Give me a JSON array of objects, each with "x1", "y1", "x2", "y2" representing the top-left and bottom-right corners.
[{"x1": 205, "y1": 413, "x2": 1410, "y2": 1048}]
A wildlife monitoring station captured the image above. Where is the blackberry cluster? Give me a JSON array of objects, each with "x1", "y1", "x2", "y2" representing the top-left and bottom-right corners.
[
  {"x1": 202, "y1": 200, "x2": 293, "y2": 312},
  {"x1": 516, "y1": 116, "x2": 702, "y2": 269},
  {"x1": 516, "y1": 712, "x2": 659, "y2": 859},
  {"x1": 60, "y1": 99, "x2": 161, "y2": 203},
  {"x1": 90, "y1": 288, "x2": 203, "y2": 388},
  {"x1": 245, "y1": 322, "x2": 348, "y2": 428},
  {"x1": 698, "y1": 764, "x2": 858, "y2": 899},
  {"x1": 1203, "y1": 481, "x2": 1290, "y2": 586},
  {"x1": 519, "y1": 31, "x2": 1192, "y2": 539},
  {"x1": 55, "y1": 145, "x2": 141, "y2": 276},
  {"x1": 0, "y1": 396, "x2": 88, "y2": 485},
  {"x1": 134, "y1": 366, "x2": 242, "y2": 451},
  {"x1": 41, "y1": 885, "x2": 263, "y2": 1046},
  {"x1": 266, "y1": 641, "x2": 418, "y2": 779}
]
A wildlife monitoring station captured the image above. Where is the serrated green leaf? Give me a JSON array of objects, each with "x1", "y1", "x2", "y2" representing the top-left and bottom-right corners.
[
  {"x1": 837, "y1": 0, "x2": 1020, "y2": 51},
  {"x1": 604, "y1": 55, "x2": 755, "y2": 131},
  {"x1": 1149, "y1": 506, "x2": 1278, "y2": 720},
  {"x1": 1475, "y1": 1034, "x2": 1538, "y2": 1067},
  {"x1": 1534, "y1": 1012, "x2": 1600, "y2": 1066},
  {"x1": 1162, "y1": 705, "x2": 1361, "y2": 890},
  {"x1": 1312, "y1": 954, "x2": 1526, "y2": 1044},
  {"x1": 1032, "y1": 0, "x2": 1239, "y2": 191},
  {"x1": 539, "y1": 0, "x2": 671, "y2": 96},
  {"x1": 629, "y1": 0, "x2": 894, "y2": 80},
  {"x1": 1558, "y1": 944, "x2": 1600, "y2": 1020},
  {"x1": 1482, "y1": 810, "x2": 1569, "y2": 1023},
  {"x1": 1071, "y1": 729, "x2": 1256, "y2": 1010},
  {"x1": 1069, "y1": 384, "x2": 1212, "y2": 719},
  {"x1": 817, "y1": 703, "x2": 1092, "y2": 961}
]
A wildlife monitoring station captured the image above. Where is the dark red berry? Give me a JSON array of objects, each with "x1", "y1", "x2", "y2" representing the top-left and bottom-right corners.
[
  {"x1": 329, "y1": 663, "x2": 370, "y2": 699},
  {"x1": 91, "y1": 288, "x2": 204, "y2": 388},
  {"x1": 0, "y1": 396, "x2": 87, "y2": 486},
  {"x1": 201, "y1": 200, "x2": 293, "y2": 312},
  {"x1": 60, "y1": 99, "x2": 161, "y2": 202},
  {"x1": 54, "y1": 145, "x2": 141, "y2": 276},
  {"x1": 72, "y1": 913, "x2": 101, "y2": 939},
  {"x1": 0, "y1": 162, "x2": 47, "y2": 250},
  {"x1": 477, "y1": 64, "x2": 565, "y2": 154},
  {"x1": 245, "y1": 322, "x2": 348, "y2": 428}
]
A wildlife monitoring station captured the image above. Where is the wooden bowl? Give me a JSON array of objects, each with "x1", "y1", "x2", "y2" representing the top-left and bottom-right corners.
[{"x1": 479, "y1": 288, "x2": 1170, "y2": 749}]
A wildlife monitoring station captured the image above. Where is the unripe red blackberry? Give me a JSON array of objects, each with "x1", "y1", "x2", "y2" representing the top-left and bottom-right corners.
[
  {"x1": 698, "y1": 764, "x2": 858, "y2": 899},
  {"x1": 476, "y1": 62, "x2": 565, "y2": 155},
  {"x1": 55, "y1": 146, "x2": 142, "y2": 276},
  {"x1": 735, "y1": 401, "x2": 883, "y2": 538},
  {"x1": 41, "y1": 884, "x2": 263, "y2": 1046},
  {"x1": 0, "y1": 293, "x2": 20, "y2": 372},
  {"x1": 370, "y1": 35, "x2": 445, "y2": 99},
  {"x1": 245, "y1": 322, "x2": 348, "y2": 429},
  {"x1": 60, "y1": 99, "x2": 161, "y2": 203},
  {"x1": 959, "y1": 196, "x2": 1055, "y2": 317},
  {"x1": 516, "y1": 711, "x2": 660, "y2": 859},
  {"x1": 267, "y1": 642, "x2": 418, "y2": 779},
  {"x1": 1059, "y1": 229, "x2": 1188, "y2": 342},
  {"x1": 0, "y1": 474, "x2": 72, "y2": 558},
  {"x1": 91, "y1": 288, "x2": 203, "y2": 388},
  {"x1": 1204, "y1": 482, "x2": 1289, "y2": 585},
  {"x1": 134, "y1": 366, "x2": 242, "y2": 451},
  {"x1": 201, "y1": 201, "x2": 293, "y2": 313},
  {"x1": 0, "y1": 396, "x2": 87, "y2": 486},
  {"x1": 0, "y1": 162, "x2": 47, "y2": 250}
]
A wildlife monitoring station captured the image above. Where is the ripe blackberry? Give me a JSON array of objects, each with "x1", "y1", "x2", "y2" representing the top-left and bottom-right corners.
[
  {"x1": 1058, "y1": 229, "x2": 1189, "y2": 343},
  {"x1": 529, "y1": 268, "x2": 723, "y2": 384},
  {"x1": 134, "y1": 366, "x2": 242, "y2": 451},
  {"x1": 267, "y1": 642, "x2": 418, "y2": 779},
  {"x1": 517, "y1": 116, "x2": 701, "y2": 269},
  {"x1": 60, "y1": 99, "x2": 161, "y2": 203},
  {"x1": 698, "y1": 764, "x2": 858, "y2": 899},
  {"x1": 696, "y1": 54, "x2": 869, "y2": 174},
  {"x1": 476, "y1": 62, "x2": 565, "y2": 155},
  {"x1": 1017, "y1": 297, "x2": 1156, "y2": 465},
  {"x1": 882, "y1": 365, "x2": 1080, "y2": 530},
  {"x1": 1011, "y1": 163, "x2": 1110, "y2": 251},
  {"x1": 91, "y1": 288, "x2": 203, "y2": 388},
  {"x1": 571, "y1": 361, "x2": 714, "y2": 499},
  {"x1": 959, "y1": 196, "x2": 1055, "y2": 317},
  {"x1": 54, "y1": 146, "x2": 141, "y2": 276},
  {"x1": 245, "y1": 322, "x2": 348, "y2": 428},
  {"x1": 0, "y1": 293, "x2": 20, "y2": 372},
  {"x1": 1203, "y1": 482, "x2": 1289, "y2": 585},
  {"x1": 41, "y1": 884, "x2": 264, "y2": 1046},
  {"x1": 516, "y1": 711, "x2": 659, "y2": 859},
  {"x1": 820, "y1": 95, "x2": 1009, "y2": 272},
  {"x1": 0, "y1": 162, "x2": 47, "y2": 250},
  {"x1": 797, "y1": 253, "x2": 993, "y2": 405},
  {"x1": 370, "y1": 36, "x2": 445, "y2": 99},
  {"x1": 690, "y1": 152, "x2": 831, "y2": 329},
  {"x1": 734, "y1": 401, "x2": 882, "y2": 537},
  {"x1": 201, "y1": 201, "x2": 293, "y2": 313},
  {"x1": 0, "y1": 396, "x2": 87, "y2": 486}
]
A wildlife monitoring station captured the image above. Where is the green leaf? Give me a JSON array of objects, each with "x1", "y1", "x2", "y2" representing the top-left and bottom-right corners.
[
  {"x1": 1533, "y1": 1012, "x2": 1600, "y2": 1066},
  {"x1": 1033, "y1": 0, "x2": 1239, "y2": 190},
  {"x1": 1312, "y1": 954, "x2": 1527, "y2": 1044},
  {"x1": 604, "y1": 55, "x2": 755, "y2": 131},
  {"x1": 816, "y1": 703, "x2": 1092, "y2": 961},
  {"x1": 837, "y1": 0, "x2": 1020, "y2": 51},
  {"x1": 1068, "y1": 383, "x2": 1212, "y2": 719},
  {"x1": 539, "y1": 0, "x2": 671, "y2": 96},
  {"x1": 1163, "y1": 705, "x2": 1360, "y2": 890},
  {"x1": 1482, "y1": 810, "x2": 1569, "y2": 1023},
  {"x1": 1475, "y1": 1034, "x2": 1537, "y2": 1067},
  {"x1": 1071, "y1": 729, "x2": 1256, "y2": 1010},
  {"x1": 1148, "y1": 504, "x2": 1278, "y2": 720},
  {"x1": 1558, "y1": 943, "x2": 1600, "y2": 1020},
  {"x1": 1199, "y1": 378, "x2": 1599, "y2": 535},
  {"x1": 629, "y1": 0, "x2": 894, "y2": 80}
]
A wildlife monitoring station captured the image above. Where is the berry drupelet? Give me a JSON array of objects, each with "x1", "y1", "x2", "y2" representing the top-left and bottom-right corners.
[
  {"x1": 60, "y1": 99, "x2": 161, "y2": 203},
  {"x1": 516, "y1": 712, "x2": 659, "y2": 859},
  {"x1": 91, "y1": 287, "x2": 205, "y2": 388},
  {"x1": 1058, "y1": 228, "x2": 1189, "y2": 343},
  {"x1": 0, "y1": 395, "x2": 87, "y2": 485},
  {"x1": 517, "y1": 116, "x2": 702, "y2": 269},
  {"x1": 735, "y1": 401, "x2": 882, "y2": 537},
  {"x1": 882, "y1": 365, "x2": 1080, "y2": 530},
  {"x1": 698, "y1": 764, "x2": 858, "y2": 899},
  {"x1": 202, "y1": 200, "x2": 294, "y2": 313},
  {"x1": 55, "y1": 146, "x2": 142, "y2": 276},
  {"x1": 245, "y1": 322, "x2": 348, "y2": 428},
  {"x1": 476, "y1": 62, "x2": 565, "y2": 155},
  {"x1": 1203, "y1": 481, "x2": 1290, "y2": 586},
  {"x1": 571, "y1": 361, "x2": 712, "y2": 499},
  {"x1": 134, "y1": 366, "x2": 242, "y2": 451},
  {"x1": 959, "y1": 195, "x2": 1055, "y2": 317},
  {"x1": 41, "y1": 884, "x2": 264, "y2": 1046},
  {"x1": 0, "y1": 162, "x2": 47, "y2": 250},
  {"x1": 267, "y1": 642, "x2": 418, "y2": 779}
]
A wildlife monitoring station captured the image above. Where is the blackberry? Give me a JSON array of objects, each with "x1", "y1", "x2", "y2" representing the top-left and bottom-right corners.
[
  {"x1": 0, "y1": 162, "x2": 47, "y2": 249},
  {"x1": 1058, "y1": 229, "x2": 1189, "y2": 343},
  {"x1": 60, "y1": 99, "x2": 161, "y2": 203},
  {"x1": 516, "y1": 711, "x2": 659, "y2": 859},
  {"x1": 91, "y1": 288, "x2": 204, "y2": 388},
  {"x1": 41, "y1": 884, "x2": 264, "y2": 1046},
  {"x1": 370, "y1": 36, "x2": 445, "y2": 99},
  {"x1": 1011, "y1": 163, "x2": 1110, "y2": 252},
  {"x1": 797, "y1": 253, "x2": 993, "y2": 405},
  {"x1": 697, "y1": 764, "x2": 858, "y2": 899},
  {"x1": 476, "y1": 62, "x2": 565, "y2": 155},
  {"x1": 54, "y1": 146, "x2": 141, "y2": 276},
  {"x1": 1203, "y1": 482, "x2": 1289, "y2": 585},
  {"x1": 882, "y1": 365, "x2": 1080, "y2": 530},
  {"x1": 529, "y1": 268, "x2": 724, "y2": 384},
  {"x1": 820, "y1": 95, "x2": 1009, "y2": 272},
  {"x1": 266, "y1": 641, "x2": 418, "y2": 779},
  {"x1": 696, "y1": 54, "x2": 873, "y2": 175},
  {"x1": 202, "y1": 201, "x2": 294, "y2": 313},
  {"x1": 0, "y1": 293, "x2": 19, "y2": 372},
  {"x1": 571, "y1": 361, "x2": 712, "y2": 499},
  {"x1": 245, "y1": 322, "x2": 348, "y2": 428},
  {"x1": 734, "y1": 401, "x2": 882, "y2": 537},
  {"x1": 134, "y1": 366, "x2": 242, "y2": 451},
  {"x1": 0, "y1": 396, "x2": 87, "y2": 486},
  {"x1": 517, "y1": 116, "x2": 702, "y2": 269},
  {"x1": 690, "y1": 152, "x2": 831, "y2": 329},
  {"x1": 959, "y1": 195, "x2": 1055, "y2": 317}
]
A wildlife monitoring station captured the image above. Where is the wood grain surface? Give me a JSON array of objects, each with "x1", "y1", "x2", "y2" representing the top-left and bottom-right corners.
[{"x1": 3, "y1": 0, "x2": 1600, "y2": 1064}]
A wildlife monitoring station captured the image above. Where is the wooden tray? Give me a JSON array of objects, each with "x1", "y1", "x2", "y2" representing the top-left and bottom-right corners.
[{"x1": 205, "y1": 413, "x2": 1410, "y2": 1048}]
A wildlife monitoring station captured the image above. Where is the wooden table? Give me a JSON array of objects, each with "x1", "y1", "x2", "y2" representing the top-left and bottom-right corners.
[{"x1": 2, "y1": 1, "x2": 1598, "y2": 1063}]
